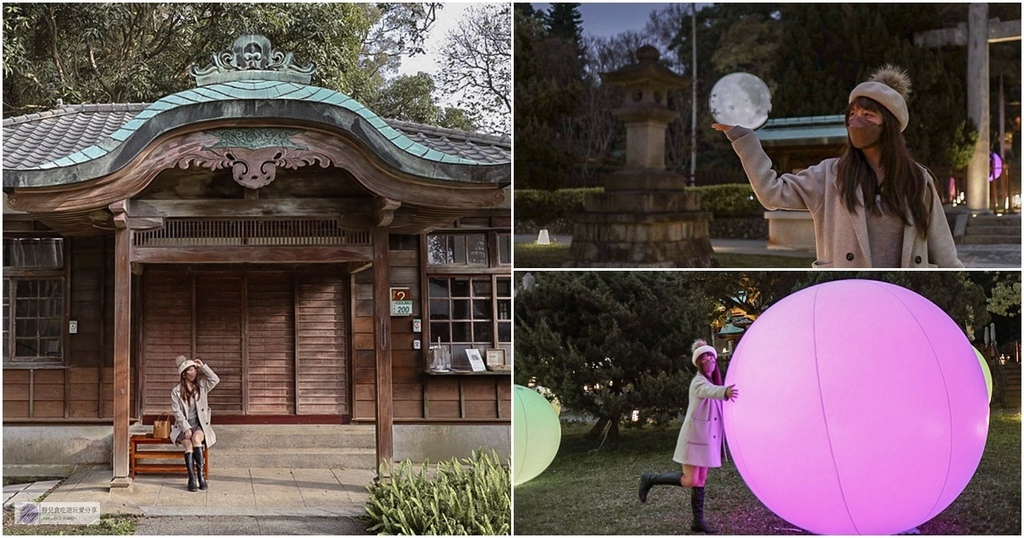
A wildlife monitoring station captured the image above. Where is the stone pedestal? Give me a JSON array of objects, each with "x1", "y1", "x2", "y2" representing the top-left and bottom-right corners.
[{"x1": 565, "y1": 169, "x2": 717, "y2": 267}]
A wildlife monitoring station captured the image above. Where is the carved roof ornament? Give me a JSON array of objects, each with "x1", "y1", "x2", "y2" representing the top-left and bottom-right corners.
[{"x1": 190, "y1": 34, "x2": 316, "y2": 86}]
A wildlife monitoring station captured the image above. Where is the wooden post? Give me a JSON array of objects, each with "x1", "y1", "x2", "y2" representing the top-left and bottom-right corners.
[
  {"x1": 372, "y1": 226, "x2": 394, "y2": 475},
  {"x1": 110, "y1": 201, "x2": 132, "y2": 489}
]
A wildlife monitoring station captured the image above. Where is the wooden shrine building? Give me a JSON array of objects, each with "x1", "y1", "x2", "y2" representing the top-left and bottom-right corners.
[{"x1": 2, "y1": 35, "x2": 511, "y2": 488}]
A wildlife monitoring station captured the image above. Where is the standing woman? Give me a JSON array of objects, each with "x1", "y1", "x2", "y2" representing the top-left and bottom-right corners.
[
  {"x1": 712, "y1": 65, "x2": 963, "y2": 268},
  {"x1": 171, "y1": 355, "x2": 220, "y2": 492},
  {"x1": 638, "y1": 340, "x2": 737, "y2": 534}
]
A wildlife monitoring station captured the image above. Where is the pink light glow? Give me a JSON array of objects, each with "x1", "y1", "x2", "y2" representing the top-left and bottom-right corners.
[{"x1": 723, "y1": 280, "x2": 989, "y2": 535}]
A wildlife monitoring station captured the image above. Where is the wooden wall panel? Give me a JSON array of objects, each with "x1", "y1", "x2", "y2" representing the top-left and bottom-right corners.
[
  {"x1": 141, "y1": 273, "x2": 193, "y2": 415},
  {"x1": 196, "y1": 277, "x2": 244, "y2": 413},
  {"x1": 296, "y1": 276, "x2": 347, "y2": 415},
  {"x1": 247, "y1": 275, "x2": 295, "y2": 414}
]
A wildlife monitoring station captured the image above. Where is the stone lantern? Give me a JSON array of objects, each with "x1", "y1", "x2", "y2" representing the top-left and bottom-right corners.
[{"x1": 566, "y1": 45, "x2": 716, "y2": 267}]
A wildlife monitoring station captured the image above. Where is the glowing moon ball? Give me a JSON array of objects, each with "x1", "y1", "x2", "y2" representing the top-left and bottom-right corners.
[
  {"x1": 723, "y1": 280, "x2": 989, "y2": 535},
  {"x1": 973, "y1": 347, "x2": 993, "y2": 403},
  {"x1": 513, "y1": 385, "x2": 562, "y2": 486}
]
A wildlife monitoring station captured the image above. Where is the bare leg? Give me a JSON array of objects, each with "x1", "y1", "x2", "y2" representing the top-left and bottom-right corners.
[
  {"x1": 181, "y1": 431, "x2": 194, "y2": 452},
  {"x1": 680, "y1": 464, "x2": 700, "y2": 487},
  {"x1": 192, "y1": 429, "x2": 205, "y2": 447}
]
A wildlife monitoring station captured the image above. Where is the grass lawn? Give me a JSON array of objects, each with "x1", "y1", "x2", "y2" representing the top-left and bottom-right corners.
[
  {"x1": 513, "y1": 412, "x2": 1021, "y2": 535},
  {"x1": 514, "y1": 243, "x2": 815, "y2": 269}
]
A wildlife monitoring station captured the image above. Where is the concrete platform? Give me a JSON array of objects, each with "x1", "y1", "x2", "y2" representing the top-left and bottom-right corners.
[
  {"x1": 515, "y1": 234, "x2": 1022, "y2": 268},
  {"x1": 40, "y1": 465, "x2": 375, "y2": 518}
]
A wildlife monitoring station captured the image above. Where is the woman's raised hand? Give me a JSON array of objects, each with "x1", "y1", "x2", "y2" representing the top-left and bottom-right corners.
[
  {"x1": 194, "y1": 359, "x2": 204, "y2": 368},
  {"x1": 711, "y1": 123, "x2": 735, "y2": 133},
  {"x1": 725, "y1": 384, "x2": 738, "y2": 401}
]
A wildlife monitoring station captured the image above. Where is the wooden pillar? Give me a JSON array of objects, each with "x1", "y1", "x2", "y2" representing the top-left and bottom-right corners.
[
  {"x1": 110, "y1": 202, "x2": 132, "y2": 488},
  {"x1": 372, "y1": 226, "x2": 394, "y2": 474}
]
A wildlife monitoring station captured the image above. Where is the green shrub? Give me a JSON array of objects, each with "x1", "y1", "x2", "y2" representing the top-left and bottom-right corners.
[
  {"x1": 365, "y1": 449, "x2": 511, "y2": 535},
  {"x1": 514, "y1": 188, "x2": 597, "y2": 226},
  {"x1": 692, "y1": 184, "x2": 764, "y2": 218},
  {"x1": 514, "y1": 184, "x2": 764, "y2": 227}
]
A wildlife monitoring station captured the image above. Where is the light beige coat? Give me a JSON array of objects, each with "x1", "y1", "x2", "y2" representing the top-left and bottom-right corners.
[
  {"x1": 732, "y1": 131, "x2": 963, "y2": 268},
  {"x1": 170, "y1": 363, "x2": 220, "y2": 448},
  {"x1": 673, "y1": 374, "x2": 728, "y2": 468}
]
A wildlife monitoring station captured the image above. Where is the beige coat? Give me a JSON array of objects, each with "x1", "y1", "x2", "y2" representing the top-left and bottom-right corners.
[
  {"x1": 170, "y1": 363, "x2": 220, "y2": 448},
  {"x1": 732, "y1": 131, "x2": 963, "y2": 268},
  {"x1": 673, "y1": 374, "x2": 728, "y2": 468}
]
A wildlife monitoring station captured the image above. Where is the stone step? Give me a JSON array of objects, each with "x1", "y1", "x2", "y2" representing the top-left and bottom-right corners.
[
  {"x1": 965, "y1": 225, "x2": 1021, "y2": 236},
  {"x1": 969, "y1": 214, "x2": 1021, "y2": 226},
  {"x1": 213, "y1": 425, "x2": 375, "y2": 450},
  {"x1": 212, "y1": 447, "x2": 377, "y2": 470},
  {"x1": 958, "y1": 235, "x2": 1022, "y2": 245}
]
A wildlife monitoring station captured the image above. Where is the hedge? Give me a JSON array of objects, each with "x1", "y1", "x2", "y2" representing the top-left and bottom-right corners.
[{"x1": 514, "y1": 184, "x2": 766, "y2": 231}]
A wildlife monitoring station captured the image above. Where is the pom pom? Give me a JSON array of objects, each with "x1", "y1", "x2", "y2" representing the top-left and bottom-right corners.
[
  {"x1": 691, "y1": 339, "x2": 708, "y2": 353},
  {"x1": 869, "y1": 64, "x2": 911, "y2": 102}
]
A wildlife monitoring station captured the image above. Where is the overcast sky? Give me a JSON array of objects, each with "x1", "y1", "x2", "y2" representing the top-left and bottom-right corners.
[{"x1": 532, "y1": 3, "x2": 672, "y2": 38}]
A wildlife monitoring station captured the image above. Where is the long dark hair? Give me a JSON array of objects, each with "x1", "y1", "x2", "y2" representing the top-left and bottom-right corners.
[
  {"x1": 179, "y1": 369, "x2": 200, "y2": 404},
  {"x1": 836, "y1": 96, "x2": 931, "y2": 238}
]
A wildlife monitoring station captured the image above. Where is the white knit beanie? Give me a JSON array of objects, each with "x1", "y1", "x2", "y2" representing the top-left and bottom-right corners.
[
  {"x1": 176, "y1": 354, "x2": 199, "y2": 375},
  {"x1": 691, "y1": 340, "x2": 718, "y2": 367},
  {"x1": 849, "y1": 65, "x2": 911, "y2": 132}
]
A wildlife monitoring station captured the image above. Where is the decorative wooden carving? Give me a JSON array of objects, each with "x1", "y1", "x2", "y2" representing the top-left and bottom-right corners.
[
  {"x1": 175, "y1": 129, "x2": 331, "y2": 189},
  {"x1": 375, "y1": 197, "x2": 402, "y2": 227}
]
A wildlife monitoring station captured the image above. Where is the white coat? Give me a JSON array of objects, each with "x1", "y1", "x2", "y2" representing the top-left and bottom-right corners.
[
  {"x1": 731, "y1": 131, "x2": 964, "y2": 268},
  {"x1": 673, "y1": 374, "x2": 728, "y2": 468},
  {"x1": 170, "y1": 363, "x2": 220, "y2": 448}
]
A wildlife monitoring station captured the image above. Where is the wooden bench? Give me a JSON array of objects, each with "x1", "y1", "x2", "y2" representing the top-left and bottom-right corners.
[{"x1": 130, "y1": 434, "x2": 209, "y2": 479}]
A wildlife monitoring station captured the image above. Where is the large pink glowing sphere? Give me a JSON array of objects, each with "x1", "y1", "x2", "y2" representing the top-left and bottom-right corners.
[{"x1": 723, "y1": 280, "x2": 989, "y2": 535}]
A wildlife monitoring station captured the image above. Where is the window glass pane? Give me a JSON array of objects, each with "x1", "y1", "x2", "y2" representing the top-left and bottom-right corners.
[
  {"x1": 15, "y1": 298, "x2": 38, "y2": 317},
  {"x1": 496, "y1": 277, "x2": 511, "y2": 297},
  {"x1": 16, "y1": 339, "x2": 36, "y2": 356},
  {"x1": 497, "y1": 299, "x2": 511, "y2": 320},
  {"x1": 428, "y1": 278, "x2": 449, "y2": 298},
  {"x1": 452, "y1": 299, "x2": 470, "y2": 320},
  {"x1": 41, "y1": 320, "x2": 61, "y2": 337},
  {"x1": 43, "y1": 339, "x2": 61, "y2": 356},
  {"x1": 472, "y1": 299, "x2": 491, "y2": 319},
  {"x1": 426, "y1": 235, "x2": 451, "y2": 265},
  {"x1": 430, "y1": 322, "x2": 450, "y2": 342},
  {"x1": 429, "y1": 299, "x2": 450, "y2": 320},
  {"x1": 498, "y1": 322, "x2": 511, "y2": 343},
  {"x1": 4, "y1": 238, "x2": 63, "y2": 269},
  {"x1": 453, "y1": 236, "x2": 467, "y2": 264},
  {"x1": 474, "y1": 322, "x2": 492, "y2": 342},
  {"x1": 16, "y1": 319, "x2": 37, "y2": 337},
  {"x1": 472, "y1": 279, "x2": 491, "y2": 297},
  {"x1": 16, "y1": 280, "x2": 38, "y2": 297},
  {"x1": 467, "y1": 234, "x2": 487, "y2": 264},
  {"x1": 451, "y1": 278, "x2": 471, "y2": 298},
  {"x1": 498, "y1": 234, "x2": 510, "y2": 265},
  {"x1": 452, "y1": 322, "x2": 471, "y2": 342}
]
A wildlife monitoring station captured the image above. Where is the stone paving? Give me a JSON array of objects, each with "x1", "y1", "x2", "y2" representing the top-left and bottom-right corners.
[{"x1": 39, "y1": 465, "x2": 375, "y2": 517}]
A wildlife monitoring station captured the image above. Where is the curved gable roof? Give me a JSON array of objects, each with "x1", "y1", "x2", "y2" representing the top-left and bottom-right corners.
[{"x1": 4, "y1": 80, "x2": 510, "y2": 188}]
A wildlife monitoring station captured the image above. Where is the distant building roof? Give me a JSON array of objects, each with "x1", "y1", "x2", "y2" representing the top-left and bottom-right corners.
[{"x1": 756, "y1": 115, "x2": 847, "y2": 147}]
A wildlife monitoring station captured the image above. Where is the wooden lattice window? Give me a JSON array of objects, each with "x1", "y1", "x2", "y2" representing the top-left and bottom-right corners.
[{"x1": 3, "y1": 237, "x2": 65, "y2": 365}]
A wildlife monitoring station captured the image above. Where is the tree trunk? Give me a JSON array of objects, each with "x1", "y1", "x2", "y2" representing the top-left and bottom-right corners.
[{"x1": 585, "y1": 416, "x2": 608, "y2": 440}]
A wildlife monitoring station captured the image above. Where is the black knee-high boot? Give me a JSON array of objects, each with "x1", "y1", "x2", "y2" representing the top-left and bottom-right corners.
[
  {"x1": 184, "y1": 452, "x2": 198, "y2": 492},
  {"x1": 690, "y1": 486, "x2": 717, "y2": 533},
  {"x1": 638, "y1": 471, "x2": 684, "y2": 503},
  {"x1": 193, "y1": 446, "x2": 208, "y2": 490}
]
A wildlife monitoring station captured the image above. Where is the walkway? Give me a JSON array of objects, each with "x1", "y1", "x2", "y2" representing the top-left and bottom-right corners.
[{"x1": 5, "y1": 466, "x2": 378, "y2": 534}]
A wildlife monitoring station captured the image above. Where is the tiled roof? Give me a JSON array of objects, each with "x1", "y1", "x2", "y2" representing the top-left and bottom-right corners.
[{"x1": 3, "y1": 98, "x2": 510, "y2": 170}]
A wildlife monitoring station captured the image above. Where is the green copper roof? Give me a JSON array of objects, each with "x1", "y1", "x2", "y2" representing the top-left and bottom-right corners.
[{"x1": 28, "y1": 80, "x2": 481, "y2": 171}]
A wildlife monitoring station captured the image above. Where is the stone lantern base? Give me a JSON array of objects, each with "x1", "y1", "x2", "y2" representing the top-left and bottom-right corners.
[{"x1": 564, "y1": 170, "x2": 717, "y2": 268}]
